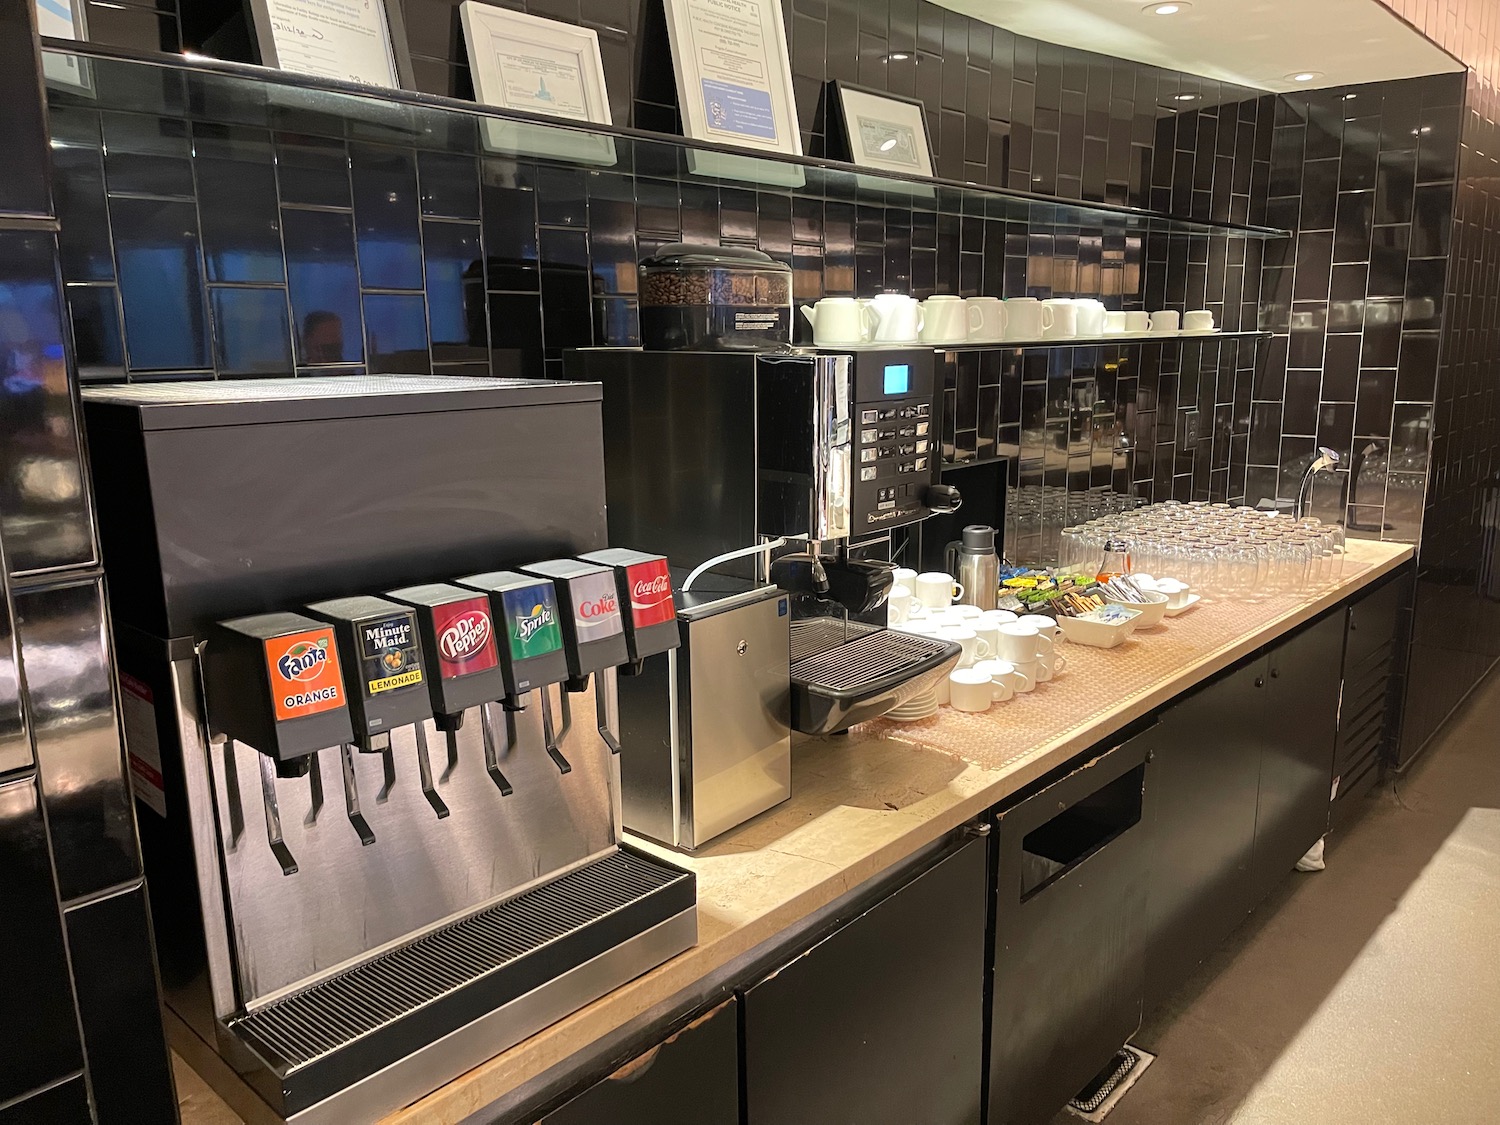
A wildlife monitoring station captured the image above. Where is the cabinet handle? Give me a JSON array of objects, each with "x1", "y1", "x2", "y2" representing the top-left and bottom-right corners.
[
  {"x1": 1255, "y1": 676, "x2": 1265, "y2": 688},
  {"x1": 1270, "y1": 667, "x2": 1280, "y2": 679}
]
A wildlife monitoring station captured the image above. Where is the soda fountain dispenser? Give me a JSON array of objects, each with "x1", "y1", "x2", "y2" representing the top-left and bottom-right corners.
[{"x1": 79, "y1": 376, "x2": 696, "y2": 1125}]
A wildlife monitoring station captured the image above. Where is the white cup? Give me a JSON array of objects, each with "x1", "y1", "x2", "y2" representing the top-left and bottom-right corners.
[
  {"x1": 966, "y1": 296, "x2": 1006, "y2": 342},
  {"x1": 973, "y1": 619, "x2": 1005, "y2": 660},
  {"x1": 1154, "y1": 577, "x2": 1191, "y2": 608},
  {"x1": 915, "y1": 571, "x2": 963, "y2": 609},
  {"x1": 1124, "y1": 310, "x2": 1151, "y2": 333},
  {"x1": 1104, "y1": 310, "x2": 1128, "y2": 334},
  {"x1": 975, "y1": 659, "x2": 1030, "y2": 701},
  {"x1": 949, "y1": 668, "x2": 994, "y2": 713},
  {"x1": 940, "y1": 626, "x2": 991, "y2": 668},
  {"x1": 1018, "y1": 614, "x2": 1058, "y2": 640},
  {"x1": 978, "y1": 609, "x2": 1019, "y2": 629},
  {"x1": 893, "y1": 566, "x2": 917, "y2": 589},
  {"x1": 1072, "y1": 299, "x2": 1106, "y2": 336},
  {"x1": 1031, "y1": 631, "x2": 1067, "y2": 670},
  {"x1": 997, "y1": 622, "x2": 1041, "y2": 663},
  {"x1": 1003, "y1": 297, "x2": 1050, "y2": 340},
  {"x1": 949, "y1": 604, "x2": 984, "y2": 621},
  {"x1": 921, "y1": 294, "x2": 969, "y2": 344},
  {"x1": 1151, "y1": 310, "x2": 1181, "y2": 334},
  {"x1": 1036, "y1": 650, "x2": 1069, "y2": 682},
  {"x1": 887, "y1": 583, "x2": 914, "y2": 626},
  {"x1": 1043, "y1": 299, "x2": 1079, "y2": 339},
  {"x1": 1012, "y1": 659, "x2": 1038, "y2": 692},
  {"x1": 866, "y1": 293, "x2": 924, "y2": 342},
  {"x1": 1183, "y1": 309, "x2": 1215, "y2": 332}
]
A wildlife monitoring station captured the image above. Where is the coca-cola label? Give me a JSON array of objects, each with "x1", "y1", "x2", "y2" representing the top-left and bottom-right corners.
[
  {"x1": 499, "y1": 582, "x2": 564, "y2": 662},
  {"x1": 624, "y1": 559, "x2": 674, "y2": 628},
  {"x1": 431, "y1": 597, "x2": 499, "y2": 679},
  {"x1": 569, "y1": 570, "x2": 624, "y2": 643}
]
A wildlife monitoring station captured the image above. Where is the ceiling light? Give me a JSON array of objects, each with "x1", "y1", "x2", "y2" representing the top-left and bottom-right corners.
[
  {"x1": 886, "y1": 52, "x2": 911, "y2": 62},
  {"x1": 1174, "y1": 93, "x2": 1199, "y2": 102},
  {"x1": 1145, "y1": 2, "x2": 1189, "y2": 13},
  {"x1": 1344, "y1": 93, "x2": 1358, "y2": 100},
  {"x1": 879, "y1": 138, "x2": 898, "y2": 152},
  {"x1": 1288, "y1": 71, "x2": 1324, "y2": 83}
]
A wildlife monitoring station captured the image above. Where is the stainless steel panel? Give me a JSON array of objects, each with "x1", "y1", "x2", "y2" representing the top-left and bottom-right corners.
[
  {"x1": 204, "y1": 673, "x2": 619, "y2": 1005},
  {"x1": 685, "y1": 596, "x2": 790, "y2": 847},
  {"x1": 14, "y1": 577, "x2": 142, "y2": 901},
  {"x1": 807, "y1": 353, "x2": 852, "y2": 542},
  {"x1": 0, "y1": 558, "x2": 27, "y2": 776}
]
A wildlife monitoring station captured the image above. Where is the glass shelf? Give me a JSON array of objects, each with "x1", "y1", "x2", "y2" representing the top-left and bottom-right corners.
[
  {"x1": 935, "y1": 330, "x2": 1271, "y2": 351},
  {"x1": 40, "y1": 41, "x2": 1290, "y2": 241}
]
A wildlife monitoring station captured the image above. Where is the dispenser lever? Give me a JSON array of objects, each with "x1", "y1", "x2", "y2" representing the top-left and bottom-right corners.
[
  {"x1": 595, "y1": 674, "x2": 622, "y2": 755},
  {"x1": 254, "y1": 747, "x2": 298, "y2": 876},
  {"x1": 539, "y1": 687, "x2": 572, "y2": 774},
  {"x1": 479, "y1": 702, "x2": 514, "y2": 796},
  {"x1": 413, "y1": 723, "x2": 449, "y2": 819},
  {"x1": 339, "y1": 744, "x2": 377, "y2": 845}
]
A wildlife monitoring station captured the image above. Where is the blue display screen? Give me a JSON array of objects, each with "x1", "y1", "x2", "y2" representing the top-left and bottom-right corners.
[{"x1": 883, "y1": 364, "x2": 911, "y2": 395}]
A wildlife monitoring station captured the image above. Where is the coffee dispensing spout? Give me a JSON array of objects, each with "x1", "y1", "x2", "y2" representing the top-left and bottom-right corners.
[
  {"x1": 203, "y1": 612, "x2": 358, "y2": 876},
  {"x1": 305, "y1": 596, "x2": 434, "y2": 846}
]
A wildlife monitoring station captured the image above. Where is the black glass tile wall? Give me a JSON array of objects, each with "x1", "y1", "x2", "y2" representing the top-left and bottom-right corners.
[{"x1": 1249, "y1": 72, "x2": 1462, "y2": 541}]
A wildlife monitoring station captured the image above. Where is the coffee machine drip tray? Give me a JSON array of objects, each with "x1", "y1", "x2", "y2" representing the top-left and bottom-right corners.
[
  {"x1": 225, "y1": 846, "x2": 695, "y2": 1121},
  {"x1": 788, "y1": 620, "x2": 961, "y2": 735}
]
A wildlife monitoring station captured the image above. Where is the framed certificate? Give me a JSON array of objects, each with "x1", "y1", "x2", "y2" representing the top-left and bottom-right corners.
[
  {"x1": 459, "y1": 2, "x2": 617, "y2": 166},
  {"x1": 248, "y1": 0, "x2": 414, "y2": 90},
  {"x1": 829, "y1": 82, "x2": 934, "y2": 179},
  {"x1": 662, "y1": 0, "x2": 803, "y2": 184}
]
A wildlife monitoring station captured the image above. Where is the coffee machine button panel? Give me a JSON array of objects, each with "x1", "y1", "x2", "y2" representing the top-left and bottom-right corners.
[{"x1": 860, "y1": 466, "x2": 877, "y2": 481}]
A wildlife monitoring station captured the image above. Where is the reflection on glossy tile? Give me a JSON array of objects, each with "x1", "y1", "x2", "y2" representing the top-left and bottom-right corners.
[
  {"x1": 364, "y1": 292, "x2": 431, "y2": 374},
  {"x1": 109, "y1": 196, "x2": 209, "y2": 371},
  {"x1": 212, "y1": 288, "x2": 293, "y2": 375},
  {"x1": 275, "y1": 134, "x2": 350, "y2": 208},
  {"x1": 68, "y1": 285, "x2": 126, "y2": 381},
  {"x1": 0, "y1": 231, "x2": 97, "y2": 574},
  {"x1": 15, "y1": 580, "x2": 139, "y2": 902},
  {"x1": 197, "y1": 133, "x2": 284, "y2": 285},
  {"x1": 51, "y1": 108, "x2": 114, "y2": 283},
  {"x1": 419, "y1": 150, "x2": 480, "y2": 218},
  {"x1": 488, "y1": 292, "x2": 543, "y2": 378},
  {"x1": 422, "y1": 221, "x2": 486, "y2": 363},
  {"x1": 352, "y1": 144, "x2": 423, "y2": 290},
  {"x1": 283, "y1": 208, "x2": 362, "y2": 366}
]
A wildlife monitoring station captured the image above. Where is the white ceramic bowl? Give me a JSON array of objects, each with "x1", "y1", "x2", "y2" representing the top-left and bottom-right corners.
[
  {"x1": 1056, "y1": 604, "x2": 1142, "y2": 648},
  {"x1": 1102, "y1": 589, "x2": 1169, "y2": 629}
]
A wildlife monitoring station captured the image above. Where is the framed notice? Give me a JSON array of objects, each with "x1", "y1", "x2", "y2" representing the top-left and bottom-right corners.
[
  {"x1": 36, "y1": 0, "x2": 93, "y2": 92},
  {"x1": 460, "y1": 2, "x2": 617, "y2": 166},
  {"x1": 830, "y1": 82, "x2": 934, "y2": 178},
  {"x1": 248, "y1": 0, "x2": 414, "y2": 89},
  {"x1": 662, "y1": 0, "x2": 804, "y2": 185}
]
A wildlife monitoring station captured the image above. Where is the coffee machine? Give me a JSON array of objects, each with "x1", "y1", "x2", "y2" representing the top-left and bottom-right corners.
[
  {"x1": 565, "y1": 347, "x2": 962, "y2": 850},
  {"x1": 80, "y1": 377, "x2": 696, "y2": 1124}
]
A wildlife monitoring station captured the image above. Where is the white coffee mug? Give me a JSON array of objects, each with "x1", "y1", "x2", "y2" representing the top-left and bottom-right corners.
[
  {"x1": 866, "y1": 293, "x2": 924, "y2": 342},
  {"x1": 921, "y1": 295, "x2": 969, "y2": 344},
  {"x1": 997, "y1": 622, "x2": 1041, "y2": 663},
  {"x1": 978, "y1": 609, "x2": 1019, "y2": 628},
  {"x1": 1124, "y1": 310, "x2": 1151, "y2": 333},
  {"x1": 1036, "y1": 650, "x2": 1069, "y2": 682},
  {"x1": 972, "y1": 657, "x2": 1020, "y2": 702},
  {"x1": 973, "y1": 620, "x2": 1005, "y2": 660},
  {"x1": 915, "y1": 571, "x2": 963, "y2": 609},
  {"x1": 940, "y1": 626, "x2": 991, "y2": 668},
  {"x1": 949, "y1": 604, "x2": 984, "y2": 621},
  {"x1": 1183, "y1": 309, "x2": 1215, "y2": 332},
  {"x1": 1003, "y1": 297, "x2": 1051, "y2": 340},
  {"x1": 1151, "y1": 310, "x2": 1181, "y2": 334},
  {"x1": 1018, "y1": 614, "x2": 1058, "y2": 639},
  {"x1": 1043, "y1": 299, "x2": 1079, "y2": 339},
  {"x1": 1012, "y1": 659, "x2": 1039, "y2": 692},
  {"x1": 966, "y1": 296, "x2": 1006, "y2": 342},
  {"x1": 949, "y1": 668, "x2": 994, "y2": 713},
  {"x1": 1072, "y1": 299, "x2": 1106, "y2": 336},
  {"x1": 887, "y1": 583, "x2": 914, "y2": 626},
  {"x1": 893, "y1": 566, "x2": 918, "y2": 589},
  {"x1": 1104, "y1": 310, "x2": 1128, "y2": 334}
]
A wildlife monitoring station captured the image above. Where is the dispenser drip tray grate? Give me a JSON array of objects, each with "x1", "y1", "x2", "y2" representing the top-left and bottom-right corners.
[
  {"x1": 788, "y1": 622, "x2": 961, "y2": 735},
  {"x1": 792, "y1": 628, "x2": 953, "y2": 693},
  {"x1": 788, "y1": 616, "x2": 883, "y2": 663}
]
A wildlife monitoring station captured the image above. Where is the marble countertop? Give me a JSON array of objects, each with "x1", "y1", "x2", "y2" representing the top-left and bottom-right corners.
[{"x1": 177, "y1": 539, "x2": 1413, "y2": 1125}]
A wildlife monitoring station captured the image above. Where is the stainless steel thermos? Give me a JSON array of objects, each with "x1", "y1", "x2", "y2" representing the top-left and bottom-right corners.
[{"x1": 945, "y1": 525, "x2": 1000, "y2": 610}]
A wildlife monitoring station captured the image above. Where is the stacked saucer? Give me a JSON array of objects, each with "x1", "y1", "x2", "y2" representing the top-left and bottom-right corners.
[{"x1": 886, "y1": 686, "x2": 939, "y2": 721}]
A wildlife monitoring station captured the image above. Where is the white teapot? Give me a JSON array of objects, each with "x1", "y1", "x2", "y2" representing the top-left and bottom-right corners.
[
  {"x1": 863, "y1": 293, "x2": 925, "y2": 343},
  {"x1": 800, "y1": 297, "x2": 877, "y2": 346}
]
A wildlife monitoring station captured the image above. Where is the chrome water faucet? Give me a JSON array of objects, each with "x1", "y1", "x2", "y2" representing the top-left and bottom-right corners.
[{"x1": 1294, "y1": 446, "x2": 1342, "y2": 520}]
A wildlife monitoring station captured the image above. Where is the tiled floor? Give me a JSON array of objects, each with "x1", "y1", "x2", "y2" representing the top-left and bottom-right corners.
[{"x1": 1055, "y1": 666, "x2": 1500, "y2": 1125}]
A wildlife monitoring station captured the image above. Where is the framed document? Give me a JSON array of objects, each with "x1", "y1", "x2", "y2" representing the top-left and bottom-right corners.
[
  {"x1": 829, "y1": 82, "x2": 934, "y2": 179},
  {"x1": 662, "y1": 0, "x2": 804, "y2": 185},
  {"x1": 459, "y1": 2, "x2": 616, "y2": 166},
  {"x1": 248, "y1": 0, "x2": 414, "y2": 89}
]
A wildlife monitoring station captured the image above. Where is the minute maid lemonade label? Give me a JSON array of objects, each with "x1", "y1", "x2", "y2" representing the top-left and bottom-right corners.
[
  {"x1": 501, "y1": 583, "x2": 563, "y2": 662},
  {"x1": 360, "y1": 610, "x2": 424, "y2": 695}
]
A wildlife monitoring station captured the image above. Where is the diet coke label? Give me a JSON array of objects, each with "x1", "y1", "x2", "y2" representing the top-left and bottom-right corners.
[
  {"x1": 569, "y1": 571, "x2": 624, "y2": 643},
  {"x1": 625, "y1": 559, "x2": 674, "y2": 628},
  {"x1": 431, "y1": 597, "x2": 499, "y2": 679}
]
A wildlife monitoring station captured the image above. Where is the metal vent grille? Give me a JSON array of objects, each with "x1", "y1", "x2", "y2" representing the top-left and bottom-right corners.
[
  {"x1": 789, "y1": 617, "x2": 882, "y2": 662},
  {"x1": 790, "y1": 629, "x2": 952, "y2": 692},
  {"x1": 231, "y1": 850, "x2": 683, "y2": 1069}
]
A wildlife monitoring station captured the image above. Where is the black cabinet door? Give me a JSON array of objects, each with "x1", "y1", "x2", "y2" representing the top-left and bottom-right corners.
[
  {"x1": 1144, "y1": 657, "x2": 1265, "y2": 1011},
  {"x1": 990, "y1": 731, "x2": 1153, "y2": 1125},
  {"x1": 539, "y1": 998, "x2": 738, "y2": 1125},
  {"x1": 741, "y1": 836, "x2": 988, "y2": 1125},
  {"x1": 1250, "y1": 613, "x2": 1344, "y2": 904}
]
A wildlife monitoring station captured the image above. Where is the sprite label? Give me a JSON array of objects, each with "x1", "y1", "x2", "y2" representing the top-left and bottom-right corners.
[{"x1": 500, "y1": 582, "x2": 563, "y2": 662}]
